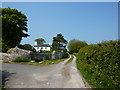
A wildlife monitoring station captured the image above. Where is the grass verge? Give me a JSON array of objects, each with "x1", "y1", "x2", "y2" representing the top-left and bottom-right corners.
[
  {"x1": 3, "y1": 58, "x2": 67, "y2": 65},
  {"x1": 65, "y1": 55, "x2": 74, "y2": 65},
  {"x1": 0, "y1": 83, "x2": 5, "y2": 90}
]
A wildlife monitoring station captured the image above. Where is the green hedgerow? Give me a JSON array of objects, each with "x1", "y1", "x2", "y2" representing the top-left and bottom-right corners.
[
  {"x1": 13, "y1": 57, "x2": 30, "y2": 62},
  {"x1": 76, "y1": 40, "x2": 120, "y2": 89}
]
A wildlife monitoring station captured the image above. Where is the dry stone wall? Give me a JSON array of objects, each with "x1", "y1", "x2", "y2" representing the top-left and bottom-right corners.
[
  {"x1": 0, "y1": 47, "x2": 65, "y2": 61},
  {"x1": 31, "y1": 53, "x2": 51, "y2": 60},
  {"x1": 1, "y1": 47, "x2": 31, "y2": 61},
  {"x1": 31, "y1": 51, "x2": 64, "y2": 60},
  {"x1": 52, "y1": 51, "x2": 64, "y2": 60},
  {"x1": 10, "y1": 47, "x2": 31, "y2": 59},
  {"x1": 0, "y1": 53, "x2": 21, "y2": 61}
]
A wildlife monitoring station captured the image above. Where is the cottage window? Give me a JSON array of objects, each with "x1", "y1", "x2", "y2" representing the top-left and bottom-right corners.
[
  {"x1": 45, "y1": 47, "x2": 47, "y2": 49},
  {"x1": 37, "y1": 47, "x2": 39, "y2": 49}
]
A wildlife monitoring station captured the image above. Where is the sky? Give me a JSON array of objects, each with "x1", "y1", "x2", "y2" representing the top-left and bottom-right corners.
[{"x1": 2, "y1": 2, "x2": 118, "y2": 46}]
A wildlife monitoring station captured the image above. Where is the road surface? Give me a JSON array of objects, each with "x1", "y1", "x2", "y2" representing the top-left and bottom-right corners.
[{"x1": 1, "y1": 55, "x2": 90, "y2": 88}]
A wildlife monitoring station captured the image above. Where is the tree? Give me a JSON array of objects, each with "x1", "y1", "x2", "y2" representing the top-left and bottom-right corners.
[
  {"x1": 52, "y1": 33, "x2": 67, "y2": 51},
  {"x1": 1, "y1": 7, "x2": 29, "y2": 52},
  {"x1": 34, "y1": 38, "x2": 46, "y2": 45},
  {"x1": 23, "y1": 44, "x2": 33, "y2": 51},
  {"x1": 68, "y1": 39, "x2": 88, "y2": 54},
  {"x1": 17, "y1": 44, "x2": 36, "y2": 52},
  {"x1": 17, "y1": 44, "x2": 24, "y2": 49}
]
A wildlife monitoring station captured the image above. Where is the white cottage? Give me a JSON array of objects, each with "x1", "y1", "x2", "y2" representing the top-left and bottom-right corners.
[{"x1": 34, "y1": 41, "x2": 51, "y2": 52}]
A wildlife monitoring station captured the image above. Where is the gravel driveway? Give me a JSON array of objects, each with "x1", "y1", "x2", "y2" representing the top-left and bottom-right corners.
[{"x1": 1, "y1": 55, "x2": 89, "y2": 88}]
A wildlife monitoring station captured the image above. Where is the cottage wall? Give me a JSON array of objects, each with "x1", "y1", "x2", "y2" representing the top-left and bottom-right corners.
[{"x1": 34, "y1": 47, "x2": 50, "y2": 52}]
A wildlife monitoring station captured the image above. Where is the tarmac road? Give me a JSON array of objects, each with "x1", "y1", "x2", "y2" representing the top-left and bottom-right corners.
[{"x1": 2, "y1": 55, "x2": 90, "y2": 88}]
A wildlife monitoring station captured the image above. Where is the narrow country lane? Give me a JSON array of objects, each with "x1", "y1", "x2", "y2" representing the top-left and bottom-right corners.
[
  {"x1": 1, "y1": 55, "x2": 89, "y2": 88},
  {"x1": 63, "y1": 55, "x2": 86, "y2": 88}
]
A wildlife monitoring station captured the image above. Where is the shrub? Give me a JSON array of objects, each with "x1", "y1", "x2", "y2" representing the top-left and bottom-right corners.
[
  {"x1": 17, "y1": 44, "x2": 36, "y2": 52},
  {"x1": 68, "y1": 39, "x2": 88, "y2": 54},
  {"x1": 39, "y1": 50, "x2": 52, "y2": 53},
  {"x1": 63, "y1": 52, "x2": 69, "y2": 58},
  {"x1": 35, "y1": 59, "x2": 43, "y2": 62},
  {"x1": 13, "y1": 58, "x2": 30, "y2": 62},
  {"x1": 7, "y1": 49, "x2": 12, "y2": 53},
  {"x1": 31, "y1": 55, "x2": 36, "y2": 60},
  {"x1": 76, "y1": 40, "x2": 120, "y2": 89}
]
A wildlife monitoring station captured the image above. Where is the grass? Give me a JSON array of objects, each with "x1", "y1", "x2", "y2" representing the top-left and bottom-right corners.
[
  {"x1": 0, "y1": 83, "x2": 2, "y2": 90},
  {"x1": 65, "y1": 55, "x2": 74, "y2": 65},
  {"x1": 76, "y1": 58, "x2": 93, "y2": 87},
  {"x1": 3, "y1": 58, "x2": 67, "y2": 65},
  {"x1": 75, "y1": 53, "x2": 94, "y2": 88}
]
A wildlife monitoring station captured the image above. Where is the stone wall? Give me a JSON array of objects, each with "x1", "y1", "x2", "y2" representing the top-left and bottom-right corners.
[
  {"x1": 0, "y1": 47, "x2": 65, "y2": 61},
  {"x1": 31, "y1": 53, "x2": 51, "y2": 60},
  {"x1": 52, "y1": 51, "x2": 64, "y2": 60},
  {"x1": 31, "y1": 51, "x2": 64, "y2": 60},
  {"x1": 0, "y1": 53, "x2": 21, "y2": 61},
  {"x1": 0, "y1": 47, "x2": 32, "y2": 61},
  {"x1": 10, "y1": 47, "x2": 31, "y2": 59}
]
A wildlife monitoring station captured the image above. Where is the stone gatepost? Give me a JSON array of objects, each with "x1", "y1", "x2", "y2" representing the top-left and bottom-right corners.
[{"x1": 52, "y1": 51, "x2": 56, "y2": 60}]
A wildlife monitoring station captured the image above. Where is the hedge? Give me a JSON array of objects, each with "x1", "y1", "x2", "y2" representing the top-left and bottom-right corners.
[
  {"x1": 13, "y1": 58, "x2": 30, "y2": 62},
  {"x1": 76, "y1": 40, "x2": 120, "y2": 89}
]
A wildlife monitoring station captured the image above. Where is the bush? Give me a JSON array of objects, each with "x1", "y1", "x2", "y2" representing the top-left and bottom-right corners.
[
  {"x1": 68, "y1": 39, "x2": 88, "y2": 54},
  {"x1": 17, "y1": 44, "x2": 36, "y2": 52},
  {"x1": 63, "y1": 51, "x2": 69, "y2": 58},
  {"x1": 76, "y1": 40, "x2": 120, "y2": 89},
  {"x1": 39, "y1": 50, "x2": 52, "y2": 53},
  {"x1": 7, "y1": 49, "x2": 12, "y2": 53},
  {"x1": 35, "y1": 59, "x2": 43, "y2": 62},
  {"x1": 31, "y1": 55, "x2": 43, "y2": 62},
  {"x1": 13, "y1": 58, "x2": 30, "y2": 62},
  {"x1": 31, "y1": 55, "x2": 36, "y2": 60}
]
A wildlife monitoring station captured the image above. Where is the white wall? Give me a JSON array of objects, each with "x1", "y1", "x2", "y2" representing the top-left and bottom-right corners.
[
  {"x1": 35, "y1": 41, "x2": 37, "y2": 45},
  {"x1": 34, "y1": 47, "x2": 51, "y2": 52}
]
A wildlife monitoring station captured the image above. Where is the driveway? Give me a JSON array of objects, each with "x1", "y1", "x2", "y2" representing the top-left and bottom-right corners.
[{"x1": 1, "y1": 55, "x2": 90, "y2": 88}]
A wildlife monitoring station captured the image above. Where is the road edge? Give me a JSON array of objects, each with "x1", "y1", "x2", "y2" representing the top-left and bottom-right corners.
[{"x1": 73, "y1": 55, "x2": 91, "y2": 88}]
